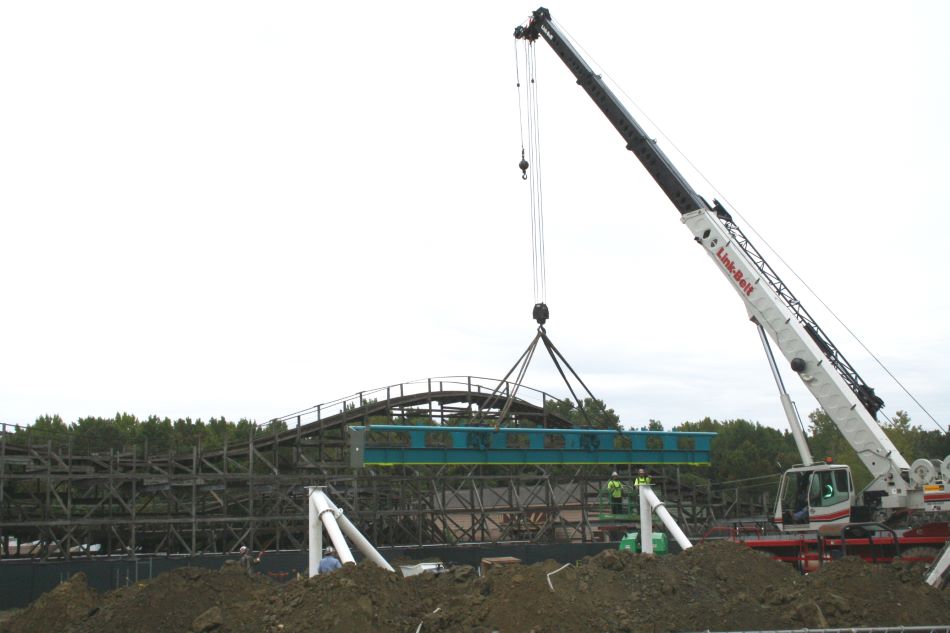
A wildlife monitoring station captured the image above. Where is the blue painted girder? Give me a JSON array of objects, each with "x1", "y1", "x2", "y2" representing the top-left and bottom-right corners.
[{"x1": 348, "y1": 425, "x2": 714, "y2": 466}]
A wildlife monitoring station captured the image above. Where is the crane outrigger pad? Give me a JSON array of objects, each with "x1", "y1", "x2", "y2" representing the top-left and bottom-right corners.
[{"x1": 348, "y1": 425, "x2": 714, "y2": 466}]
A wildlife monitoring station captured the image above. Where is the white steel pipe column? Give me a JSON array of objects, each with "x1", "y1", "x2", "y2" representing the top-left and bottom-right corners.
[
  {"x1": 307, "y1": 488, "x2": 394, "y2": 577},
  {"x1": 639, "y1": 484, "x2": 693, "y2": 553},
  {"x1": 639, "y1": 483, "x2": 654, "y2": 554},
  {"x1": 307, "y1": 487, "x2": 321, "y2": 576},
  {"x1": 325, "y1": 496, "x2": 395, "y2": 573},
  {"x1": 311, "y1": 489, "x2": 355, "y2": 569}
]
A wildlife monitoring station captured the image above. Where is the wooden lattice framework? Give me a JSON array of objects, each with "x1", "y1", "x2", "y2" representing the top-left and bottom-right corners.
[{"x1": 0, "y1": 377, "x2": 770, "y2": 559}]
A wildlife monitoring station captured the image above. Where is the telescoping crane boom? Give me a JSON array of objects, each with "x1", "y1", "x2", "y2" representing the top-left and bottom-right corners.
[{"x1": 514, "y1": 7, "x2": 949, "y2": 532}]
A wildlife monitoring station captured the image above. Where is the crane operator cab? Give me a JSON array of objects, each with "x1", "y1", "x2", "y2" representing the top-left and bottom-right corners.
[{"x1": 775, "y1": 464, "x2": 854, "y2": 531}]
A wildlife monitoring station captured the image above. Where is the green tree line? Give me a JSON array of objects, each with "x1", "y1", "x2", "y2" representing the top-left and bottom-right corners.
[
  {"x1": 8, "y1": 413, "x2": 281, "y2": 455},
  {"x1": 544, "y1": 397, "x2": 622, "y2": 429},
  {"x1": 675, "y1": 409, "x2": 950, "y2": 491},
  {"x1": 7, "y1": 406, "x2": 947, "y2": 489}
]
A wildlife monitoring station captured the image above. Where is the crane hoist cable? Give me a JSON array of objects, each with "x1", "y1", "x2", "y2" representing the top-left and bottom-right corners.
[
  {"x1": 480, "y1": 34, "x2": 615, "y2": 431},
  {"x1": 515, "y1": 39, "x2": 529, "y2": 181},
  {"x1": 515, "y1": 37, "x2": 547, "y2": 311}
]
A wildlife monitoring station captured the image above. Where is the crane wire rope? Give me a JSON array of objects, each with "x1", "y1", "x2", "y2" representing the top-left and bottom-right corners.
[
  {"x1": 514, "y1": 40, "x2": 539, "y2": 303},
  {"x1": 516, "y1": 37, "x2": 547, "y2": 305},
  {"x1": 477, "y1": 35, "x2": 612, "y2": 431},
  {"x1": 552, "y1": 18, "x2": 945, "y2": 433},
  {"x1": 527, "y1": 41, "x2": 548, "y2": 305},
  {"x1": 513, "y1": 39, "x2": 526, "y2": 160}
]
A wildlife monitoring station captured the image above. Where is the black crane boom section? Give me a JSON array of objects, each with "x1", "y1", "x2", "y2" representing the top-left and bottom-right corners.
[{"x1": 514, "y1": 7, "x2": 706, "y2": 215}]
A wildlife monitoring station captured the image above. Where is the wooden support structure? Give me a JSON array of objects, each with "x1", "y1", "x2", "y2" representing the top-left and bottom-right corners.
[{"x1": 0, "y1": 376, "x2": 766, "y2": 559}]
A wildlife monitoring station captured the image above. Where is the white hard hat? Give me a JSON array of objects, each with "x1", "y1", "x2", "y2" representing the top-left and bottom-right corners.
[
  {"x1": 611, "y1": 471, "x2": 619, "y2": 477},
  {"x1": 239, "y1": 546, "x2": 247, "y2": 553},
  {"x1": 325, "y1": 546, "x2": 335, "y2": 555}
]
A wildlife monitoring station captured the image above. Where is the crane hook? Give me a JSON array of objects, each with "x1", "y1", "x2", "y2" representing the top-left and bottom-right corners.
[{"x1": 519, "y1": 154, "x2": 529, "y2": 180}]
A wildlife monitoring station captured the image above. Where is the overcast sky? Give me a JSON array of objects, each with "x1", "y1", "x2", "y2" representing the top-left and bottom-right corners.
[{"x1": 2, "y1": 1, "x2": 948, "y2": 436}]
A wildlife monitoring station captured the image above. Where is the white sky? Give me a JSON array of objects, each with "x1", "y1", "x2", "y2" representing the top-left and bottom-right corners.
[{"x1": 1, "y1": 1, "x2": 948, "y2": 435}]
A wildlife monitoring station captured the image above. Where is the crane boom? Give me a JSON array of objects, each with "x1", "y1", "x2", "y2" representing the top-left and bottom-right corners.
[{"x1": 515, "y1": 7, "x2": 916, "y2": 506}]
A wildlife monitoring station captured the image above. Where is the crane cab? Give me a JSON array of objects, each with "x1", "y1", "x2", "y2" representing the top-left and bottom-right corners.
[{"x1": 774, "y1": 464, "x2": 854, "y2": 532}]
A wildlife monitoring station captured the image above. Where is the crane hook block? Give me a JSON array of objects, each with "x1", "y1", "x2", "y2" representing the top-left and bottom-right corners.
[
  {"x1": 532, "y1": 302, "x2": 549, "y2": 325},
  {"x1": 519, "y1": 158, "x2": 529, "y2": 180}
]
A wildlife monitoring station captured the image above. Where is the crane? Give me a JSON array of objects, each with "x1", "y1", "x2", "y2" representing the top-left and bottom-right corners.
[{"x1": 513, "y1": 7, "x2": 949, "y2": 537}]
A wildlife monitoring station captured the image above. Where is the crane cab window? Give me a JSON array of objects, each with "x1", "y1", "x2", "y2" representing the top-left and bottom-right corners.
[{"x1": 809, "y1": 470, "x2": 849, "y2": 507}]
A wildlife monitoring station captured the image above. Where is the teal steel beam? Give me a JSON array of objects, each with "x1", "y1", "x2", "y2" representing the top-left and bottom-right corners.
[{"x1": 348, "y1": 425, "x2": 714, "y2": 467}]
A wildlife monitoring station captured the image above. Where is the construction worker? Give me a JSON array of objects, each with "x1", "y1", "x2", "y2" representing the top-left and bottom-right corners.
[
  {"x1": 791, "y1": 472, "x2": 811, "y2": 523},
  {"x1": 318, "y1": 546, "x2": 342, "y2": 574},
  {"x1": 635, "y1": 468, "x2": 652, "y2": 487},
  {"x1": 607, "y1": 471, "x2": 625, "y2": 515},
  {"x1": 238, "y1": 546, "x2": 260, "y2": 577}
]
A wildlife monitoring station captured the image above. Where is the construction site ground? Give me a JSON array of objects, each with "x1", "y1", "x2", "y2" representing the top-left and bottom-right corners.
[{"x1": 2, "y1": 541, "x2": 948, "y2": 633}]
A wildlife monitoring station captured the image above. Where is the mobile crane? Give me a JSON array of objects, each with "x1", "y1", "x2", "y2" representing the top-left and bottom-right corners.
[{"x1": 514, "y1": 7, "x2": 950, "y2": 566}]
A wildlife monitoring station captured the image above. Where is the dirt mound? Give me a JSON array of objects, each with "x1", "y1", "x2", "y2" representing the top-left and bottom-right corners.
[
  {"x1": 6, "y1": 543, "x2": 950, "y2": 633},
  {"x1": 71, "y1": 563, "x2": 274, "y2": 633},
  {"x1": 0, "y1": 572, "x2": 98, "y2": 633},
  {"x1": 472, "y1": 542, "x2": 803, "y2": 633},
  {"x1": 793, "y1": 556, "x2": 950, "y2": 627},
  {"x1": 243, "y1": 559, "x2": 478, "y2": 633}
]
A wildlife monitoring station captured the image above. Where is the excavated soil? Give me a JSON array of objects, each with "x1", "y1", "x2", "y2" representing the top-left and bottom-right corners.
[
  {"x1": 0, "y1": 572, "x2": 97, "y2": 633},
  {"x1": 3, "y1": 542, "x2": 949, "y2": 633}
]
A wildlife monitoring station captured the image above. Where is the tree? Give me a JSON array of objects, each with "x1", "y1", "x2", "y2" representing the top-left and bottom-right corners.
[
  {"x1": 31, "y1": 414, "x2": 68, "y2": 437},
  {"x1": 139, "y1": 415, "x2": 174, "y2": 453},
  {"x1": 72, "y1": 416, "x2": 129, "y2": 453},
  {"x1": 675, "y1": 417, "x2": 799, "y2": 483},
  {"x1": 915, "y1": 428, "x2": 950, "y2": 465},
  {"x1": 879, "y1": 410, "x2": 950, "y2": 465},
  {"x1": 881, "y1": 410, "x2": 920, "y2": 460},
  {"x1": 806, "y1": 408, "x2": 869, "y2": 489},
  {"x1": 203, "y1": 416, "x2": 233, "y2": 449},
  {"x1": 543, "y1": 397, "x2": 620, "y2": 429}
]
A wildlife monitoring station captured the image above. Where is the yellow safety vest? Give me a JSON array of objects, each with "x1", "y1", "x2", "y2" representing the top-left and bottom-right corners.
[
  {"x1": 607, "y1": 480, "x2": 624, "y2": 498},
  {"x1": 635, "y1": 476, "x2": 652, "y2": 486}
]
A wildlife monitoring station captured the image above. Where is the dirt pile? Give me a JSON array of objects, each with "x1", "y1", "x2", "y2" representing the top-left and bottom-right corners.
[
  {"x1": 76, "y1": 562, "x2": 276, "y2": 633},
  {"x1": 4, "y1": 562, "x2": 275, "y2": 633},
  {"x1": 0, "y1": 572, "x2": 97, "y2": 633},
  {"x1": 797, "y1": 555, "x2": 950, "y2": 627},
  {"x1": 3, "y1": 542, "x2": 949, "y2": 633},
  {"x1": 234, "y1": 558, "x2": 479, "y2": 633},
  {"x1": 472, "y1": 543, "x2": 803, "y2": 633}
]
